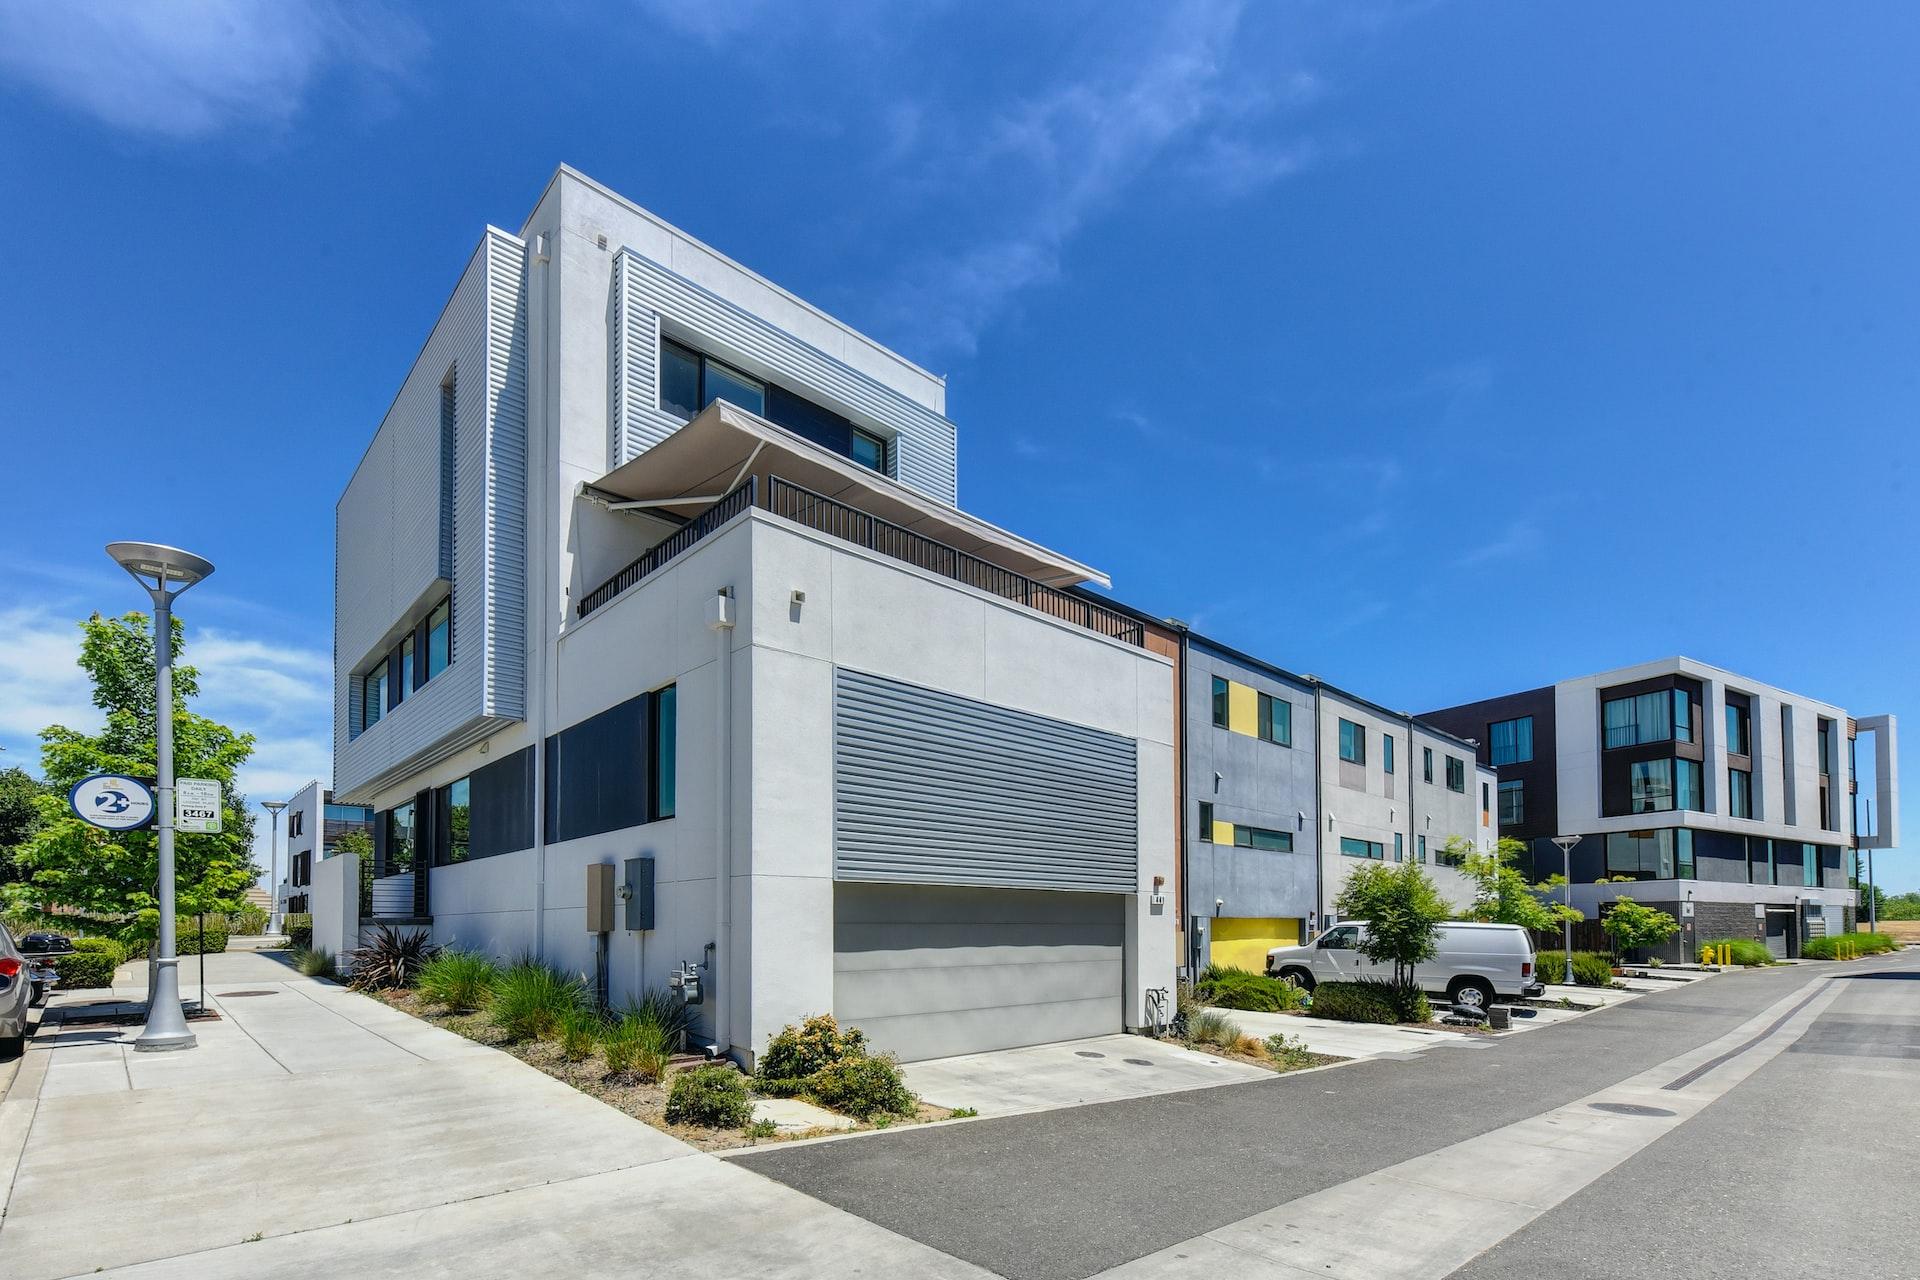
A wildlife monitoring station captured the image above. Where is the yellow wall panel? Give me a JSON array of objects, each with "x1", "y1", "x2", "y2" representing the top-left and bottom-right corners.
[
  {"x1": 1227, "y1": 681, "x2": 1257, "y2": 735},
  {"x1": 1212, "y1": 819, "x2": 1236, "y2": 846},
  {"x1": 1208, "y1": 917, "x2": 1302, "y2": 973}
]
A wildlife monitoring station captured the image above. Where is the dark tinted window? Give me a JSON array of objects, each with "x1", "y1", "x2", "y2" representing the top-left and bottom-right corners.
[
  {"x1": 544, "y1": 689, "x2": 676, "y2": 844},
  {"x1": 660, "y1": 340, "x2": 700, "y2": 417}
]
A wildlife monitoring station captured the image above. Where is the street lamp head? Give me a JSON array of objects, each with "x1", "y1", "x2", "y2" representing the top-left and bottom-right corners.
[
  {"x1": 106, "y1": 541, "x2": 214, "y2": 594},
  {"x1": 261, "y1": 800, "x2": 288, "y2": 815}
]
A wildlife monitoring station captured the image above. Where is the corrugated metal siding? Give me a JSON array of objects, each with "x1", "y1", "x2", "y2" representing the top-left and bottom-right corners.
[
  {"x1": 334, "y1": 229, "x2": 530, "y2": 802},
  {"x1": 608, "y1": 248, "x2": 958, "y2": 505},
  {"x1": 833, "y1": 669, "x2": 1138, "y2": 893}
]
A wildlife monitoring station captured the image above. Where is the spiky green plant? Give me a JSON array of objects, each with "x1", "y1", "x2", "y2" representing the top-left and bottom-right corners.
[
  {"x1": 558, "y1": 1005, "x2": 604, "y2": 1063},
  {"x1": 348, "y1": 925, "x2": 437, "y2": 992},
  {"x1": 602, "y1": 1015, "x2": 675, "y2": 1083},
  {"x1": 624, "y1": 987, "x2": 694, "y2": 1049},
  {"x1": 488, "y1": 959, "x2": 585, "y2": 1041},
  {"x1": 416, "y1": 950, "x2": 500, "y2": 1012}
]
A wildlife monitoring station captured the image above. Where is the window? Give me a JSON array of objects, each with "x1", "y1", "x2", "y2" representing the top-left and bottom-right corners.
[
  {"x1": 399, "y1": 633, "x2": 416, "y2": 695},
  {"x1": 1725, "y1": 699, "x2": 1751, "y2": 756},
  {"x1": 1750, "y1": 837, "x2": 1776, "y2": 885},
  {"x1": 384, "y1": 801, "x2": 417, "y2": 876},
  {"x1": 1488, "y1": 716, "x2": 1534, "y2": 766},
  {"x1": 1383, "y1": 734, "x2": 1395, "y2": 775},
  {"x1": 1446, "y1": 755, "x2": 1466, "y2": 793},
  {"x1": 1417, "y1": 834, "x2": 1427, "y2": 863},
  {"x1": 1339, "y1": 719, "x2": 1366, "y2": 765},
  {"x1": 661, "y1": 339, "x2": 887, "y2": 474},
  {"x1": 1257, "y1": 692, "x2": 1291, "y2": 746},
  {"x1": 1603, "y1": 690, "x2": 1673, "y2": 748},
  {"x1": 702, "y1": 359, "x2": 765, "y2": 416},
  {"x1": 659, "y1": 340, "x2": 701, "y2": 417},
  {"x1": 1817, "y1": 718, "x2": 1833, "y2": 778},
  {"x1": 1212, "y1": 677, "x2": 1229, "y2": 729},
  {"x1": 1606, "y1": 830, "x2": 1675, "y2": 879},
  {"x1": 444, "y1": 778, "x2": 470, "y2": 864},
  {"x1": 1629, "y1": 759, "x2": 1675, "y2": 813},
  {"x1": 362, "y1": 667, "x2": 386, "y2": 729},
  {"x1": 426, "y1": 599, "x2": 451, "y2": 679},
  {"x1": 1673, "y1": 689, "x2": 1693, "y2": 744},
  {"x1": 1232, "y1": 825, "x2": 1294, "y2": 852},
  {"x1": 1198, "y1": 801, "x2": 1214, "y2": 840},
  {"x1": 1499, "y1": 779, "x2": 1525, "y2": 827},
  {"x1": 1677, "y1": 827, "x2": 1694, "y2": 879},
  {"x1": 1436, "y1": 840, "x2": 1468, "y2": 867},
  {"x1": 1394, "y1": 833, "x2": 1403, "y2": 862},
  {"x1": 1423, "y1": 747, "x2": 1434, "y2": 783},
  {"x1": 651, "y1": 683, "x2": 677, "y2": 820},
  {"x1": 1802, "y1": 842, "x2": 1817, "y2": 885},
  {"x1": 1729, "y1": 768, "x2": 1753, "y2": 819},
  {"x1": 1340, "y1": 836, "x2": 1384, "y2": 860},
  {"x1": 544, "y1": 685, "x2": 678, "y2": 844},
  {"x1": 1319, "y1": 925, "x2": 1359, "y2": 950},
  {"x1": 1675, "y1": 758, "x2": 1704, "y2": 812}
]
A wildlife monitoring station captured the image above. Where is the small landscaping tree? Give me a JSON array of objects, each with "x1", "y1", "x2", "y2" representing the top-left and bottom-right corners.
[
  {"x1": 1453, "y1": 837, "x2": 1583, "y2": 933},
  {"x1": 1600, "y1": 896, "x2": 1680, "y2": 960},
  {"x1": 1333, "y1": 861, "x2": 1449, "y2": 988}
]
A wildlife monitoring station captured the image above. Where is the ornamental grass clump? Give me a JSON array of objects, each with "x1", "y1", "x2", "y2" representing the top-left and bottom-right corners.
[
  {"x1": 415, "y1": 950, "x2": 501, "y2": 1012},
  {"x1": 290, "y1": 945, "x2": 337, "y2": 979},
  {"x1": 602, "y1": 1015, "x2": 675, "y2": 1084},
  {"x1": 489, "y1": 959, "x2": 586, "y2": 1041}
]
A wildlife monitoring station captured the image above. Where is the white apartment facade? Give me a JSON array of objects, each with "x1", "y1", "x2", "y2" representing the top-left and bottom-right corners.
[
  {"x1": 277, "y1": 780, "x2": 371, "y2": 919},
  {"x1": 323, "y1": 167, "x2": 1175, "y2": 1066}
]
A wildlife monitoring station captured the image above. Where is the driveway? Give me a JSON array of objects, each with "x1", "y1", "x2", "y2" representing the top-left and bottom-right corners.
[
  {"x1": 0, "y1": 952, "x2": 988, "y2": 1279},
  {"x1": 902, "y1": 1035, "x2": 1270, "y2": 1117}
]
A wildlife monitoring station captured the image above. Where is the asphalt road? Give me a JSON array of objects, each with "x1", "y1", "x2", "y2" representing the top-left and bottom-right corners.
[{"x1": 733, "y1": 954, "x2": 1920, "y2": 1280}]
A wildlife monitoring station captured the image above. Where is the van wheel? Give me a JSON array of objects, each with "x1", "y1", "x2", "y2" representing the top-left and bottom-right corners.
[
  {"x1": 1449, "y1": 978, "x2": 1494, "y2": 1011},
  {"x1": 1279, "y1": 968, "x2": 1315, "y2": 993}
]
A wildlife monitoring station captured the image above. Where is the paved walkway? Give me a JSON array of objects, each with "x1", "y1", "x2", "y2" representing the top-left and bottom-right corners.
[
  {"x1": 903, "y1": 1035, "x2": 1270, "y2": 1117},
  {"x1": 0, "y1": 952, "x2": 987, "y2": 1279}
]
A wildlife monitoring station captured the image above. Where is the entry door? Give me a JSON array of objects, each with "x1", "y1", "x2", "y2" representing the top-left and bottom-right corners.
[{"x1": 1764, "y1": 909, "x2": 1791, "y2": 959}]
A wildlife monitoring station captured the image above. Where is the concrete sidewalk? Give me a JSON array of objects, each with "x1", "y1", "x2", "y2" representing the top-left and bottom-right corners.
[
  {"x1": 903, "y1": 1034, "x2": 1270, "y2": 1117},
  {"x1": 1204, "y1": 1008, "x2": 1483, "y2": 1060},
  {"x1": 0, "y1": 952, "x2": 985, "y2": 1279}
]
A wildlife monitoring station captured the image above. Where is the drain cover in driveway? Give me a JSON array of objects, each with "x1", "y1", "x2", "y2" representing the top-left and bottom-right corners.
[
  {"x1": 1075, "y1": 1050, "x2": 1106, "y2": 1058},
  {"x1": 215, "y1": 990, "x2": 279, "y2": 998},
  {"x1": 1590, "y1": 1101, "x2": 1675, "y2": 1117}
]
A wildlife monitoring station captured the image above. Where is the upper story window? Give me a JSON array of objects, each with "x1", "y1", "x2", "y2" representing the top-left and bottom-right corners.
[
  {"x1": 660, "y1": 338, "x2": 886, "y2": 474},
  {"x1": 1446, "y1": 755, "x2": 1466, "y2": 792},
  {"x1": 1383, "y1": 734, "x2": 1395, "y2": 775},
  {"x1": 1338, "y1": 719, "x2": 1366, "y2": 765},
  {"x1": 1488, "y1": 716, "x2": 1533, "y2": 765},
  {"x1": 1258, "y1": 692, "x2": 1291, "y2": 746},
  {"x1": 1423, "y1": 746, "x2": 1434, "y2": 783},
  {"x1": 1816, "y1": 718, "x2": 1833, "y2": 777},
  {"x1": 1340, "y1": 837, "x2": 1384, "y2": 860},
  {"x1": 1729, "y1": 767, "x2": 1753, "y2": 819},
  {"x1": 1603, "y1": 689, "x2": 1687, "y2": 749},
  {"x1": 1231, "y1": 824, "x2": 1294, "y2": 852},
  {"x1": 352, "y1": 594, "x2": 453, "y2": 740},
  {"x1": 1211, "y1": 677, "x2": 1229, "y2": 728},
  {"x1": 1725, "y1": 697, "x2": 1752, "y2": 756},
  {"x1": 1498, "y1": 779, "x2": 1525, "y2": 826}
]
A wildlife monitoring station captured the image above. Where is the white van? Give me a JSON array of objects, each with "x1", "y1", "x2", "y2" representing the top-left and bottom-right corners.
[{"x1": 1265, "y1": 921, "x2": 1544, "y2": 1009}]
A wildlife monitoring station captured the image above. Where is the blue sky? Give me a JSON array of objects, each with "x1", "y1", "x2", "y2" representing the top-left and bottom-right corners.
[{"x1": 0, "y1": 1, "x2": 1913, "y2": 890}]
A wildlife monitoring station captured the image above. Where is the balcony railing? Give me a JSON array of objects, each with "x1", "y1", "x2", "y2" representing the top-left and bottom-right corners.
[{"x1": 577, "y1": 474, "x2": 1144, "y2": 647}]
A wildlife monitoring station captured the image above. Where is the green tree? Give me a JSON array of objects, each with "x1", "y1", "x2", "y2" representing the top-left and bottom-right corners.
[
  {"x1": 1334, "y1": 861, "x2": 1451, "y2": 987},
  {"x1": 0, "y1": 766, "x2": 50, "y2": 886},
  {"x1": 3, "y1": 612, "x2": 259, "y2": 945},
  {"x1": 1451, "y1": 836, "x2": 1584, "y2": 933},
  {"x1": 1881, "y1": 891, "x2": 1920, "y2": 922},
  {"x1": 1600, "y1": 896, "x2": 1680, "y2": 958}
]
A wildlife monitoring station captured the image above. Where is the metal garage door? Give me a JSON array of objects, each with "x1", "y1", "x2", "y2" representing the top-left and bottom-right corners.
[{"x1": 834, "y1": 883, "x2": 1124, "y2": 1062}]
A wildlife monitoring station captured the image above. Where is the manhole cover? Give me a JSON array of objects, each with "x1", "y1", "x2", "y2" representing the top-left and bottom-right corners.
[
  {"x1": 1075, "y1": 1050, "x2": 1106, "y2": 1059},
  {"x1": 216, "y1": 990, "x2": 279, "y2": 998},
  {"x1": 1123, "y1": 1058, "x2": 1154, "y2": 1066},
  {"x1": 1589, "y1": 1102, "x2": 1675, "y2": 1117}
]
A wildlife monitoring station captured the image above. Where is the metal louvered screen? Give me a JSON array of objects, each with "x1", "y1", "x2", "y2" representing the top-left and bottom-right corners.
[{"x1": 833, "y1": 669, "x2": 1138, "y2": 893}]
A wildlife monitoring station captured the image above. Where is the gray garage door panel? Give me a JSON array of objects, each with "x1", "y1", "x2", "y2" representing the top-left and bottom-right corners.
[{"x1": 834, "y1": 883, "x2": 1124, "y2": 1062}]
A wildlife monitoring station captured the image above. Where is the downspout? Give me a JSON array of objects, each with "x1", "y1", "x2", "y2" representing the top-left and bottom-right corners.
[
  {"x1": 530, "y1": 233, "x2": 553, "y2": 961},
  {"x1": 1175, "y1": 626, "x2": 1192, "y2": 980},
  {"x1": 708, "y1": 587, "x2": 737, "y2": 1060},
  {"x1": 1312, "y1": 682, "x2": 1325, "y2": 930}
]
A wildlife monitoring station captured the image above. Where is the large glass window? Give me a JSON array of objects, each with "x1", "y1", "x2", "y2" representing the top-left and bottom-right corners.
[
  {"x1": 1629, "y1": 759, "x2": 1675, "y2": 813},
  {"x1": 1750, "y1": 837, "x2": 1776, "y2": 885},
  {"x1": 659, "y1": 340, "x2": 701, "y2": 417},
  {"x1": 1446, "y1": 755, "x2": 1466, "y2": 793},
  {"x1": 1729, "y1": 768, "x2": 1753, "y2": 819},
  {"x1": 1498, "y1": 779, "x2": 1525, "y2": 827},
  {"x1": 399, "y1": 633, "x2": 416, "y2": 696},
  {"x1": 444, "y1": 778, "x2": 470, "y2": 864},
  {"x1": 1340, "y1": 836, "x2": 1384, "y2": 860},
  {"x1": 1212, "y1": 677, "x2": 1229, "y2": 728},
  {"x1": 385, "y1": 801, "x2": 416, "y2": 875},
  {"x1": 651, "y1": 683, "x2": 677, "y2": 820},
  {"x1": 850, "y1": 428, "x2": 886, "y2": 472},
  {"x1": 1232, "y1": 825, "x2": 1293, "y2": 852},
  {"x1": 363, "y1": 667, "x2": 386, "y2": 729},
  {"x1": 426, "y1": 599, "x2": 451, "y2": 679},
  {"x1": 1603, "y1": 691, "x2": 1672, "y2": 749},
  {"x1": 1606, "y1": 829, "x2": 1675, "y2": 879},
  {"x1": 1258, "y1": 692, "x2": 1291, "y2": 746},
  {"x1": 1677, "y1": 827, "x2": 1694, "y2": 879},
  {"x1": 1725, "y1": 700, "x2": 1751, "y2": 756},
  {"x1": 1675, "y1": 758, "x2": 1704, "y2": 812},
  {"x1": 702, "y1": 359, "x2": 765, "y2": 415},
  {"x1": 1488, "y1": 716, "x2": 1534, "y2": 766},
  {"x1": 1673, "y1": 689, "x2": 1693, "y2": 744},
  {"x1": 1339, "y1": 719, "x2": 1366, "y2": 765},
  {"x1": 1383, "y1": 734, "x2": 1395, "y2": 775}
]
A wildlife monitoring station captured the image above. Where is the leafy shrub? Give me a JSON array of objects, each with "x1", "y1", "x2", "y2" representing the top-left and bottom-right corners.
[
  {"x1": 72, "y1": 936, "x2": 127, "y2": 965},
  {"x1": 1569, "y1": 951, "x2": 1616, "y2": 987},
  {"x1": 624, "y1": 987, "x2": 694, "y2": 1050},
  {"x1": 489, "y1": 960, "x2": 585, "y2": 1041},
  {"x1": 756, "y1": 1014, "x2": 868, "y2": 1097},
  {"x1": 558, "y1": 1006, "x2": 603, "y2": 1063},
  {"x1": 52, "y1": 950, "x2": 116, "y2": 990},
  {"x1": 174, "y1": 918, "x2": 230, "y2": 956},
  {"x1": 348, "y1": 925, "x2": 437, "y2": 991},
  {"x1": 1309, "y1": 979, "x2": 1430, "y2": 1025},
  {"x1": 602, "y1": 1015, "x2": 675, "y2": 1083},
  {"x1": 1197, "y1": 965, "x2": 1308, "y2": 1013},
  {"x1": 1263, "y1": 1032, "x2": 1315, "y2": 1069},
  {"x1": 665, "y1": 1065, "x2": 753, "y2": 1127},
  {"x1": 291, "y1": 946, "x2": 336, "y2": 978},
  {"x1": 1186, "y1": 1008, "x2": 1241, "y2": 1048},
  {"x1": 229, "y1": 905, "x2": 269, "y2": 936},
  {"x1": 811, "y1": 1054, "x2": 916, "y2": 1120},
  {"x1": 416, "y1": 950, "x2": 500, "y2": 1011},
  {"x1": 1704, "y1": 938, "x2": 1774, "y2": 967},
  {"x1": 283, "y1": 913, "x2": 312, "y2": 948},
  {"x1": 1801, "y1": 933, "x2": 1898, "y2": 960}
]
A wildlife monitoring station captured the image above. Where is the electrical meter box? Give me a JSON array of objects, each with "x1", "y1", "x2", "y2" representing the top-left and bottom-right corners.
[
  {"x1": 623, "y1": 856, "x2": 655, "y2": 931},
  {"x1": 585, "y1": 864, "x2": 614, "y2": 934}
]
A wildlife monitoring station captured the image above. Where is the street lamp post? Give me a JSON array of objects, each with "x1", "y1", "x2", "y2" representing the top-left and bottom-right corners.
[
  {"x1": 108, "y1": 541, "x2": 215, "y2": 1054},
  {"x1": 1552, "y1": 835, "x2": 1581, "y2": 987},
  {"x1": 262, "y1": 800, "x2": 288, "y2": 935}
]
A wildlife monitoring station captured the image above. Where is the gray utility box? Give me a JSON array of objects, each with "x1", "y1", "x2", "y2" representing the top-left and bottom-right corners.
[
  {"x1": 585, "y1": 864, "x2": 615, "y2": 934},
  {"x1": 623, "y1": 856, "x2": 655, "y2": 932}
]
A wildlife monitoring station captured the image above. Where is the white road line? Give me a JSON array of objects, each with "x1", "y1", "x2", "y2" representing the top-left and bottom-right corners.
[{"x1": 1093, "y1": 977, "x2": 1848, "y2": 1280}]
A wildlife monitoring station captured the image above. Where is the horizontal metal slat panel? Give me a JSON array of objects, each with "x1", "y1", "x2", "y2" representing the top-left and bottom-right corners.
[{"x1": 833, "y1": 669, "x2": 1138, "y2": 893}]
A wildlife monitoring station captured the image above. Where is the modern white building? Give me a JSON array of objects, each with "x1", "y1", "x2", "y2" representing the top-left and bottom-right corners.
[
  {"x1": 321, "y1": 166, "x2": 1175, "y2": 1065},
  {"x1": 277, "y1": 781, "x2": 372, "y2": 919},
  {"x1": 1426, "y1": 657, "x2": 1900, "y2": 959}
]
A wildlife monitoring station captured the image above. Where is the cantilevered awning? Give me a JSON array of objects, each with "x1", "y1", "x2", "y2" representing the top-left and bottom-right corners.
[{"x1": 586, "y1": 401, "x2": 1110, "y2": 589}]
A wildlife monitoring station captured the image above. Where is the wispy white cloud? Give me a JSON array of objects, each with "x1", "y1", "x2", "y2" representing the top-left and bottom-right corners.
[
  {"x1": 0, "y1": 0, "x2": 424, "y2": 140},
  {"x1": 1451, "y1": 518, "x2": 1541, "y2": 570}
]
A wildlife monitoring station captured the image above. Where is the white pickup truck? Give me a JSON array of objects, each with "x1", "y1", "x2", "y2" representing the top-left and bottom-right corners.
[{"x1": 1265, "y1": 921, "x2": 1546, "y2": 1009}]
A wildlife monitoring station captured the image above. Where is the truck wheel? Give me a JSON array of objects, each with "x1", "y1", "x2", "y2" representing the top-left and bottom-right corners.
[
  {"x1": 1449, "y1": 978, "x2": 1494, "y2": 1011},
  {"x1": 1279, "y1": 967, "x2": 1316, "y2": 993}
]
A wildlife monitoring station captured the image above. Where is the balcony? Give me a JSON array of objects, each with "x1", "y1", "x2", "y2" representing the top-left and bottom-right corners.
[{"x1": 577, "y1": 402, "x2": 1141, "y2": 646}]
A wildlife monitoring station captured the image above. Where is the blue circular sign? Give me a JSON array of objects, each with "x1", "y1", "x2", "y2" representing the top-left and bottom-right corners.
[{"x1": 69, "y1": 774, "x2": 157, "y2": 831}]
